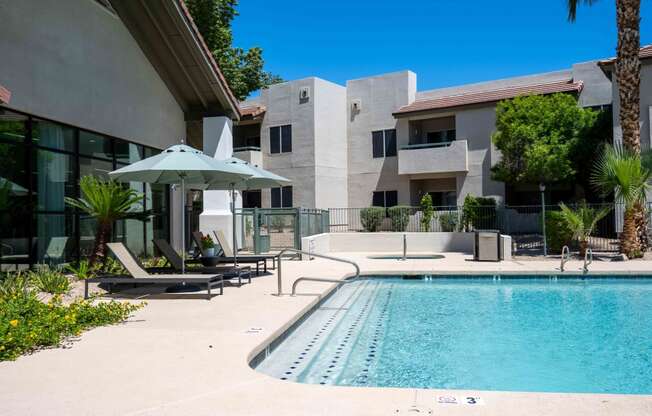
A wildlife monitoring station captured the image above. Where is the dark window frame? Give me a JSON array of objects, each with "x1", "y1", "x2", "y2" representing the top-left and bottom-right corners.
[
  {"x1": 271, "y1": 186, "x2": 293, "y2": 208},
  {"x1": 0, "y1": 105, "x2": 170, "y2": 265},
  {"x1": 371, "y1": 129, "x2": 397, "y2": 158},
  {"x1": 270, "y1": 124, "x2": 292, "y2": 154},
  {"x1": 372, "y1": 190, "x2": 398, "y2": 208}
]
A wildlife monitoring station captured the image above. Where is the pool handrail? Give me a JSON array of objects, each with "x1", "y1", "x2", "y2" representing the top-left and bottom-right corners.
[
  {"x1": 275, "y1": 248, "x2": 360, "y2": 296},
  {"x1": 560, "y1": 245, "x2": 571, "y2": 272},
  {"x1": 583, "y1": 248, "x2": 593, "y2": 274}
]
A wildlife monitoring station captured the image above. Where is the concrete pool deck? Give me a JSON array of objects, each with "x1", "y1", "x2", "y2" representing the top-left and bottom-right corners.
[{"x1": 1, "y1": 252, "x2": 652, "y2": 415}]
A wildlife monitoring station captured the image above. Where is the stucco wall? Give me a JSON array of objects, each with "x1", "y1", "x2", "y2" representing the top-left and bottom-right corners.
[
  {"x1": 258, "y1": 79, "x2": 317, "y2": 208},
  {"x1": 347, "y1": 71, "x2": 415, "y2": 207},
  {"x1": 455, "y1": 106, "x2": 505, "y2": 203},
  {"x1": 612, "y1": 62, "x2": 652, "y2": 150},
  {"x1": 0, "y1": 0, "x2": 185, "y2": 148}
]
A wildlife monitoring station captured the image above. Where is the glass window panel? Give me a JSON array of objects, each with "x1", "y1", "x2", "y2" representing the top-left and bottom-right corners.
[
  {"x1": 372, "y1": 191, "x2": 384, "y2": 207},
  {"x1": 384, "y1": 129, "x2": 397, "y2": 157},
  {"x1": 32, "y1": 119, "x2": 75, "y2": 151},
  {"x1": 79, "y1": 216, "x2": 96, "y2": 259},
  {"x1": 144, "y1": 147, "x2": 161, "y2": 158},
  {"x1": 115, "y1": 219, "x2": 145, "y2": 258},
  {"x1": 282, "y1": 186, "x2": 292, "y2": 208},
  {"x1": 0, "y1": 142, "x2": 29, "y2": 211},
  {"x1": 270, "y1": 126, "x2": 280, "y2": 154},
  {"x1": 0, "y1": 109, "x2": 27, "y2": 143},
  {"x1": 146, "y1": 183, "x2": 168, "y2": 215},
  {"x1": 271, "y1": 187, "x2": 281, "y2": 207},
  {"x1": 34, "y1": 149, "x2": 75, "y2": 212},
  {"x1": 385, "y1": 191, "x2": 398, "y2": 208},
  {"x1": 80, "y1": 157, "x2": 113, "y2": 179},
  {"x1": 0, "y1": 211, "x2": 30, "y2": 266},
  {"x1": 79, "y1": 131, "x2": 112, "y2": 159},
  {"x1": 115, "y1": 140, "x2": 143, "y2": 165},
  {"x1": 281, "y1": 125, "x2": 292, "y2": 153},
  {"x1": 34, "y1": 214, "x2": 76, "y2": 265},
  {"x1": 372, "y1": 131, "x2": 384, "y2": 158},
  {"x1": 145, "y1": 214, "x2": 169, "y2": 256}
]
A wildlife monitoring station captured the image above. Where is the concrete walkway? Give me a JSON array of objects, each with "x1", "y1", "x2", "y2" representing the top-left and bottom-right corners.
[{"x1": 1, "y1": 253, "x2": 652, "y2": 415}]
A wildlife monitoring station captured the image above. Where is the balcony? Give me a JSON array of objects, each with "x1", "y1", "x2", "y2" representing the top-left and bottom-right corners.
[
  {"x1": 233, "y1": 146, "x2": 262, "y2": 166},
  {"x1": 398, "y1": 140, "x2": 468, "y2": 176}
]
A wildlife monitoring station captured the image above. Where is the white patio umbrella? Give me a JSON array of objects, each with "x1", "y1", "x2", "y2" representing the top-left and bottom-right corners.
[
  {"x1": 109, "y1": 144, "x2": 252, "y2": 273},
  {"x1": 204, "y1": 157, "x2": 291, "y2": 266}
]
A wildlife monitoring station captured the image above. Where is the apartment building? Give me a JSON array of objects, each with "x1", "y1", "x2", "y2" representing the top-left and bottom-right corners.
[{"x1": 234, "y1": 61, "x2": 612, "y2": 209}]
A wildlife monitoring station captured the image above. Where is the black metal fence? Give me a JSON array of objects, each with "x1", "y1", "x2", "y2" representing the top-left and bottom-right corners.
[{"x1": 328, "y1": 203, "x2": 638, "y2": 254}]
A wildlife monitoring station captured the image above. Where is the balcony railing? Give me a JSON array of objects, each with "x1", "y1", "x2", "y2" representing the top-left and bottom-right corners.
[
  {"x1": 398, "y1": 139, "x2": 468, "y2": 176},
  {"x1": 233, "y1": 146, "x2": 262, "y2": 166}
]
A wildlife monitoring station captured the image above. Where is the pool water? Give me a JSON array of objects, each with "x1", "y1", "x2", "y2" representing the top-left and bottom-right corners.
[{"x1": 254, "y1": 276, "x2": 652, "y2": 394}]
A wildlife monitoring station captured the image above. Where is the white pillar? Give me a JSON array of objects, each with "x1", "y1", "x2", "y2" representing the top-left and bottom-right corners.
[{"x1": 199, "y1": 117, "x2": 242, "y2": 248}]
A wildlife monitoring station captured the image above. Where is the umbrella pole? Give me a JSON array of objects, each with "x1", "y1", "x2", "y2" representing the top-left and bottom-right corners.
[
  {"x1": 231, "y1": 184, "x2": 238, "y2": 267},
  {"x1": 181, "y1": 177, "x2": 185, "y2": 274}
]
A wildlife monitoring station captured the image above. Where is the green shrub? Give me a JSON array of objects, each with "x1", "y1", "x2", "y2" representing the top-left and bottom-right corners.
[
  {"x1": 438, "y1": 212, "x2": 459, "y2": 232},
  {"x1": 0, "y1": 272, "x2": 31, "y2": 298},
  {"x1": 102, "y1": 257, "x2": 126, "y2": 275},
  {"x1": 65, "y1": 260, "x2": 97, "y2": 280},
  {"x1": 29, "y1": 268, "x2": 70, "y2": 295},
  {"x1": 360, "y1": 207, "x2": 385, "y2": 232},
  {"x1": 420, "y1": 194, "x2": 434, "y2": 232},
  {"x1": 0, "y1": 292, "x2": 144, "y2": 361},
  {"x1": 545, "y1": 211, "x2": 574, "y2": 254},
  {"x1": 462, "y1": 195, "x2": 497, "y2": 231},
  {"x1": 387, "y1": 206, "x2": 411, "y2": 232}
]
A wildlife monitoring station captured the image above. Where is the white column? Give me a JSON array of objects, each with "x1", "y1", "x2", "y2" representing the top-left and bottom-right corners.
[{"x1": 199, "y1": 116, "x2": 242, "y2": 248}]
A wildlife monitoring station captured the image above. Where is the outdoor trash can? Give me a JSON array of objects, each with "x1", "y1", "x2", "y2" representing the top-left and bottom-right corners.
[{"x1": 474, "y1": 230, "x2": 501, "y2": 262}]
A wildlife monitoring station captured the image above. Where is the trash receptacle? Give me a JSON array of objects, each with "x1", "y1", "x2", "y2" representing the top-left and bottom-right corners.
[{"x1": 474, "y1": 230, "x2": 501, "y2": 262}]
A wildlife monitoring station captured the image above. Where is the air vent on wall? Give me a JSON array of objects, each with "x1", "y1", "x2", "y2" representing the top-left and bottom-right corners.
[
  {"x1": 299, "y1": 87, "x2": 310, "y2": 103},
  {"x1": 351, "y1": 99, "x2": 362, "y2": 112}
]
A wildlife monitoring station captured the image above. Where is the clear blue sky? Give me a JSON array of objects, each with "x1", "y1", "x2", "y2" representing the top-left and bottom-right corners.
[{"x1": 233, "y1": 0, "x2": 652, "y2": 96}]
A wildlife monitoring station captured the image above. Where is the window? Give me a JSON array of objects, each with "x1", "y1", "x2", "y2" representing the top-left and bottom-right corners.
[
  {"x1": 428, "y1": 191, "x2": 457, "y2": 207},
  {"x1": 372, "y1": 129, "x2": 396, "y2": 158},
  {"x1": 270, "y1": 125, "x2": 292, "y2": 154},
  {"x1": 242, "y1": 190, "x2": 262, "y2": 208},
  {"x1": 80, "y1": 131, "x2": 112, "y2": 159},
  {"x1": 426, "y1": 129, "x2": 456, "y2": 145},
  {"x1": 372, "y1": 190, "x2": 398, "y2": 208},
  {"x1": 271, "y1": 186, "x2": 293, "y2": 208},
  {"x1": 32, "y1": 119, "x2": 75, "y2": 152}
]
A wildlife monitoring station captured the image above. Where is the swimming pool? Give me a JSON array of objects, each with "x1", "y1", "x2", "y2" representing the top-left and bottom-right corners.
[{"x1": 254, "y1": 275, "x2": 652, "y2": 394}]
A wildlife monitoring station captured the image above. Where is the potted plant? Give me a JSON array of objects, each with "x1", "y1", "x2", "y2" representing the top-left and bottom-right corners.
[{"x1": 201, "y1": 235, "x2": 216, "y2": 257}]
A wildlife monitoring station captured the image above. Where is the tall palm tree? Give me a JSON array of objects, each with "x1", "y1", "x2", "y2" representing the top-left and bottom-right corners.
[
  {"x1": 568, "y1": 0, "x2": 644, "y2": 249},
  {"x1": 65, "y1": 176, "x2": 143, "y2": 265},
  {"x1": 592, "y1": 145, "x2": 650, "y2": 257}
]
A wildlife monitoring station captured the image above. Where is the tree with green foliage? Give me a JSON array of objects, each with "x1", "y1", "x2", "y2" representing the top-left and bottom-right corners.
[
  {"x1": 592, "y1": 144, "x2": 650, "y2": 258},
  {"x1": 185, "y1": 0, "x2": 282, "y2": 100},
  {"x1": 558, "y1": 201, "x2": 611, "y2": 256},
  {"x1": 420, "y1": 194, "x2": 434, "y2": 232},
  {"x1": 491, "y1": 93, "x2": 598, "y2": 185},
  {"x1": 65, "y1": 176, "x2": 144, "y2": 266}
]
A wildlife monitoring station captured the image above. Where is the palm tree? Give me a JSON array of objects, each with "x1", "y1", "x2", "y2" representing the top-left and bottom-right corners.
[
  {"x1": 568, "y1": 0, "x2": 645, "y2": 249},
  {"x1": 65, "y1": 176, "x2": 143, "y2": 265},
  {"x1": 558, "y1": 201, "x2": 612, "y2": 256},
  {"x1": 592, "y1": 145, "x2": 650, "y2": 257}
]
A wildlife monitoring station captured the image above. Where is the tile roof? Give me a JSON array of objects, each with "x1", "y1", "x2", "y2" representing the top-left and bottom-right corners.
[
  {"x1": 239, "y1": 104, "x2": 266, "y2": 118},
  {"x1": 177, "y1": 0, "x2": 240, "y2": 117},
  {"x1": 0, "y1": 84, "x2": 10, "y2": 105},
  {"x1": 598, "y1": 44, "x2": 652, "y2": 67},
  {"x1": 393, "y1": 80, "x2": 583, "y2": 116}
]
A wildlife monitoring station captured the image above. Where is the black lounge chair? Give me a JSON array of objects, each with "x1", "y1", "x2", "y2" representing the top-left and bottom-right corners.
[
  {"x1": 84, "y1": 243, "x2": 224, "y2": 300},
  {"x1": 192, "y1": 231, "x2": 269, "y2": 275},
  {"x1": 152, "y1": 239, "x2": 252, "y2": 286}
]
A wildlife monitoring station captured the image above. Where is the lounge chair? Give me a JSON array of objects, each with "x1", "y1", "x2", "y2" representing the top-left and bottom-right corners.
[
  {"x1": 213, "y1": 230, "x2": 279, "y2": 270},
  {"x1": 152, "y1": 239, "x2": 251, "y2": 286},
  {"x1": 83, "y1": 242, "x2": 224, "y2": 300},
  {"x1": 192, "y1": 231, "x2": 268, "y2": 275}
]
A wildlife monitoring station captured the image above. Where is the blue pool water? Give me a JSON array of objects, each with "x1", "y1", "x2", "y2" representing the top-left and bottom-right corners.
[{"x1": 254, "y1": 276, "x2": 652, "y2": 394}]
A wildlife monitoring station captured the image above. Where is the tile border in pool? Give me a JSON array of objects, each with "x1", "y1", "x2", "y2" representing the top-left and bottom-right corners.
[{"x1": 249, "y1": 271, "x2": 652, "y2": 371}]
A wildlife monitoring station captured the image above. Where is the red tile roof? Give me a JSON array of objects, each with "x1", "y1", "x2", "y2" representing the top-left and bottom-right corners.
[
  {"x1": 0, "y1": 84, "x2": 10, "y2": 105},
  {"x1": 598, "y1": 44, "x2": 652, "y2": 67},
  {"x1": 239, "y1": 104, "x2": 266, "y2": 118},
  {"x1": 393, "y1": 80, "x2": 583, "y2": 116},
  {"x1": 177, "y1": 0, "x2": 240, "y2": 118}
]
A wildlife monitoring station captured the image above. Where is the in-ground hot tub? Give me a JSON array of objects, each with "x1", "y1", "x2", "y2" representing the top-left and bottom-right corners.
[{"x1": 253, "y1": 274, "x2": 652, "y2": 394}]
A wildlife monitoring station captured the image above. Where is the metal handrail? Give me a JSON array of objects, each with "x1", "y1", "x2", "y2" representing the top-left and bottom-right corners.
[
  {"x1": 583, "y1": 248, "x2": 593, "y2": 274},
  {"x1": 560, "y1": 245, "x2": 570, "y2": 272},
  {"x1": 276, "y1": 248, "x2": 360, "y2": 296}
]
